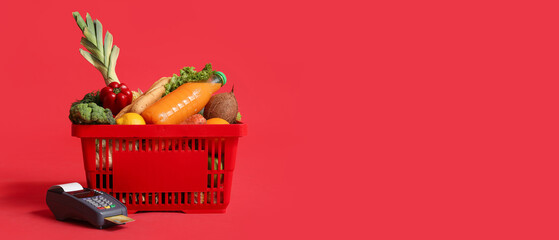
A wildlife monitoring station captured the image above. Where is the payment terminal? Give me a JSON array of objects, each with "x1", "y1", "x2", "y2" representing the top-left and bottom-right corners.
[{"x1": 46, "y1": 182, "x2": 134, "y2": 229}]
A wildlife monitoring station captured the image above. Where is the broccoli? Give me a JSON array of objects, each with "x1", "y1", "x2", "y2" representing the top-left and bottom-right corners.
[
  {"x1": 69, "y1": 102, "x2": 116, "y2": 125},
  {"x1": 164, "y1": 63, "x2": 216, "y2": 96},
  {"x1": 71, "y1": 91, "x2": 101, "y2": 107}
]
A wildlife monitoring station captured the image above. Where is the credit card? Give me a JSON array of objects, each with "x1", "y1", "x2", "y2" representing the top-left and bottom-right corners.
[{"x1": 105, "y1": 215, "x2": 135, "y2": 225}]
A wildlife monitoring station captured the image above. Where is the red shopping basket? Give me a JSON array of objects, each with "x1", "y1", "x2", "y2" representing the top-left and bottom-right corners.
[{"x1": 72, "y1": 123, "x2": 247, "y2": 213}]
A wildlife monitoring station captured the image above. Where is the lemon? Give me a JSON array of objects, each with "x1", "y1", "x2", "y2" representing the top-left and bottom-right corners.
[
  {"x1": 206, "y1": 118, "x2": 229, "y2": 125},
  {"x1": 116, "y1": 113, "x2": 146, "y2": 125}
]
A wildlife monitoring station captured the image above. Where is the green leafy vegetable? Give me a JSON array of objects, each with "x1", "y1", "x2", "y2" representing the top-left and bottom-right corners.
[
  {"x1": 72, "y1": 12, "x2": 120, "y2": 85},
  {"x1": 164, "y1": 63, "x2": 216, "y2": 96},
  {"x1": 71, "y1": 91, "x2": 101, "y2": 107}
]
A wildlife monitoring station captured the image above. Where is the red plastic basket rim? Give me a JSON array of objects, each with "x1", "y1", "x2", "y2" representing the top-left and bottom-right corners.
[{"x1": 72, "y1": 123, "x2": 247, "y2": 138}]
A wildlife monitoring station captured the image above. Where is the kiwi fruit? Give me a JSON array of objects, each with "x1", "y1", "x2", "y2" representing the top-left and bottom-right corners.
[{"x1": 203, "y1": 87, "x2": 238, "y2": 123}]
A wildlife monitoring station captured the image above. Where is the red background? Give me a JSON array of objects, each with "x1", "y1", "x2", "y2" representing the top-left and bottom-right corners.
[{"x1": 1, "y1": 0, "x2": 558, "y2": 239}]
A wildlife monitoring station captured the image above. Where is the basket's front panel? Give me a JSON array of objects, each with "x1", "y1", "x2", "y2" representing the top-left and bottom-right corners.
[
  {"x1": 113, "y1": 146, "x2": 207, "y2": 193},
  {"x1": 82, "y1": 137, "x2": 238, "y2": 213}
]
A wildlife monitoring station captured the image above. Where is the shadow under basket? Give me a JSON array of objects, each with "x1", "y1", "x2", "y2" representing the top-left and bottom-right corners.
[{"x1": 72, "y1": 123, "x2": 247, "y2": 213}]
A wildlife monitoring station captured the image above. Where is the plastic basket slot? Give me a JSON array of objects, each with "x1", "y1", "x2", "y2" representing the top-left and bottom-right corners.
[
  {"x1": 115, "y1": 139, "x2": 120, "y2": 152},
  {"x1": 104, "y1": 139, "x2": 109, "y2": 171},
  {"x1": 95, "y1": 139, "x2": 111, "y2": 171},
  {"x1": 121, "y1": 139, "x2": 126, "y2": 152},
  {"x1": 102, "y1": 174, "x2": 107, "y2": 189},
  {"x1": 109, "y1": 174, "x2": 113, "y2": 189},
  {"x1": 95, "y1": 174, "x2": 100, "y2": 189},
  {"x1": 100, "y1": 139, "x2": 104, "y2": 170},
  {"x1": 215, "y1": 189, "x2": 219, "y2": 204},
  {"x1": 218, "y1": 138, "x2": 223, "y2": 190},
  {"x1": 110, "y1": 139, "x2": 116, "y2": 170},
  {"x1": 124, "y1": 139, "x2": 131, "y2": 152},
  {"x1": 95, "y1": 139, "x2": 101, "y2": 170},
  {"x1": 184, "y1": 138, "x2": 194, "y2": 151},
  {"x1": 207, "y1": 138, "x2": 226, "y2": 190},
  {"x1": 130, "y1": 193, "x2": 134, "y2": 205}
]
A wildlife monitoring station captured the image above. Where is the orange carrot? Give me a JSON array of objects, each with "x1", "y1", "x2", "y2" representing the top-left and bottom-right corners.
[{"x1": 141, "y1": 82, "x2": 221, "y2": 124}]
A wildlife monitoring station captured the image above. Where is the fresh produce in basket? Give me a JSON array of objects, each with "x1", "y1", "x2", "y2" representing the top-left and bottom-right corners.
[
  {"x1": 116, "y1": 113, "x2": 146, "y2": 125},
  {"x1": 71, "y1": 91, "x2": 101, "y2": 107},
  {"x1": 129, "y1": 80, "x2": 167, "y2": 114},
  {"x1": 164, "y1": 64, "x2": 217, "y2": 96},
  {"x1": 132, "y1": 89, "x2": 143, "y2": 101},
  {"x1": 115, "y1": 77, "x2": 170, "y2": 119},
  {"x1": 70, "y1": 102, "x2": 116, "y2": 125},
  {"x1": 180, "y1": 114, "x2": 207, "y2": 124},
  {"x1": 206, "y1": 118, "x2": 229, "y2": 125},
  {"x1": 203, "y1": 87, "x2": 239, "y2": 123},
  {"x1": 71, "y1": 12, "x2": 139, "y2": 121},
  {"x1": 70, "y1": 12, "x2": 242, "y2": 127},
  {"x1": 72, "y1": 12, "x2": 120, "y2": 85},
  {"x1": 100, "y1": 82, "x2": 133, "y2": 115}
]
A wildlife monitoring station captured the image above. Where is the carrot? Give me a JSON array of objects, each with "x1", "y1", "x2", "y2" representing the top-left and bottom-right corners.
[{"x1": 141, "y1": 82, "x2": 221, "y2": 124}]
